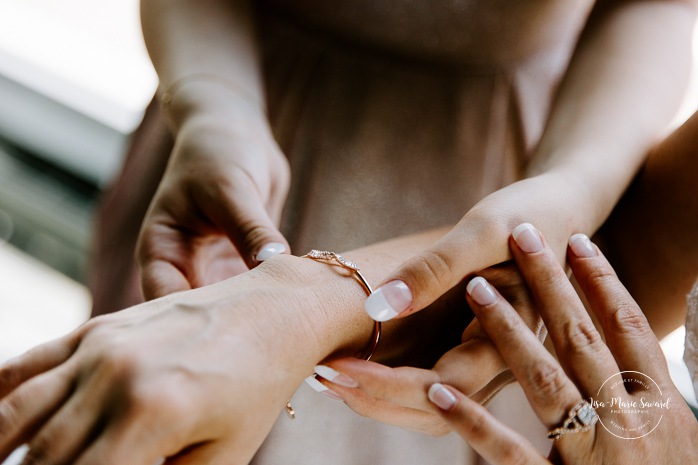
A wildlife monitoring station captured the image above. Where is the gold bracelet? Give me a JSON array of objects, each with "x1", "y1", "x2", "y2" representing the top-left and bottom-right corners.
[
  {"x1": 158, "y1": 73, "x2": 265, "y2": 113},
  {"x1": 284, "y1": 250, "x2": 381, "y2": 419}
]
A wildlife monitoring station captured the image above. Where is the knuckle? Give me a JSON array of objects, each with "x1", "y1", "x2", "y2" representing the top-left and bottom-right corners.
[
  {"x1": 238, "y1": 221, "x2": 274, "y2": 252},
  {"x1": 608, "y1": 304, "x2": 650, "y2": 337},
  {"x1": 532, "y1": 260, "x2": 568, "y2": 293},
  {"x1": 559, "y1": 320, "x2": 604, "y2": 357},
  {"x1": 120, "y1": 378, "x2": 192, "y2": 426},
  {"x1": 401, "y1": 250, "x2": 455, "y2": 296},
  {"x1": 528, "y1": 362, "x2": 569, "y2": 403},
  {"x1": 99, "y1": 349, "x2": 143, "y2": 382},
  {"x1": 582, "y1": 264, "x2": 618, "y2": 293}
]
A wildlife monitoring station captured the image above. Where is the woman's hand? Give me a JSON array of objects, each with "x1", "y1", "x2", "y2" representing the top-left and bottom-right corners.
[
  {"x1": 428, "y1": 226, "x2": 697, "y2": 464},
  {"x1": 363, "y1": 171, "x2": 593, "y2": 323},
  {"x1": 0, "y1": 257, "x2": 326, "y2": 465},
  {"x1": 310, "y1": 261, "x2": 545, "y2": 435},
  {"x1": 136, "y1": 102, "x2": 290, "y2": 300}
]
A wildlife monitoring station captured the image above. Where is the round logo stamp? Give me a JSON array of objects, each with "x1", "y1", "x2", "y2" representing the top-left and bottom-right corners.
[{"x1": 590, "y1": 371, "x2": 671, "y2": 439}]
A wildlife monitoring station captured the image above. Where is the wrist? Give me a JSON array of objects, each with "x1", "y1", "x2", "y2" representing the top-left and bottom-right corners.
[
  {"x1": 163, "y1": 77, "x2": 267, "y2": 133},
  {"x1": 251, "y1": 254, "x2": 380, "y2": 366}
]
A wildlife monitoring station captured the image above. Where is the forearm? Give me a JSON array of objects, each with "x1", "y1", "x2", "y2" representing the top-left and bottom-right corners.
[
  {"x1": 220, "y1": 227, "x2": 453, "y2": 384},
  {"x1": 140, "y1": 0, "x2": 266, "y2": 129},
  {"x1": 528, "y1": 0, "x2": 696, "y2": 233}
]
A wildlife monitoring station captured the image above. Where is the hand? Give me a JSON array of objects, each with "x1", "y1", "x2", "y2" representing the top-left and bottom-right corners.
[
  {"x1": 309, "y1": 261, "x2": 545, "y2": 435},
  {"x1": 136, "y1": 108, "x2": 290, "y2": 299},
  {"x1": 428, "y1": 226, "x2": 697, "y2": 464},
  {"x1": 0, "y1": 257, "x2": 323, "y2": 465},
  {"x1": 363, "y1": 171, "x2": 592, "y2": 322}
]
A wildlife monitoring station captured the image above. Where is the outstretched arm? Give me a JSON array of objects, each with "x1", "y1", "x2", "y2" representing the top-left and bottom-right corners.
[{"x1": 0, "y1": 227, "x2": 472, "y2": 465}]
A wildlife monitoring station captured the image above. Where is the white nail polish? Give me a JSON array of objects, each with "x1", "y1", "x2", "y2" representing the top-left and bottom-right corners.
[
  {"x1": 365, "y1": 288, "x2": 398, "y2": 321},
  {"x1": 512, "y1": 223, "x2": 544, "y2": 253},
  {"x1": 305, "y1": 375, "x2": 328, "y2": 392},
  {"x1": 466, "y1": 276, "x2": 498, "y2": 306},
  {"x1": 314, "y1": 365, "x2": 359, "y2": 388},
  {"x1": 428, "y1": 383, "x2": 457, "y2": 411},
  {"x1": 304, "y1": 375, "x2": 342, "y2": 400},
  {"x1": 255, "y1": 242, "x2": 286, "y2": 262},
  {"x1": 364, "y1": 280, "x2": 412, "y2": 322},
  {"x1": 569, "y1": 233, "x2": 597, "y2": 258}
]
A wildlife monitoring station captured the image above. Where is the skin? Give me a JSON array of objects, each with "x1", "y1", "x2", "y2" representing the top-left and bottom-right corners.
[
  {"x1": 136, "y1": 0, "x2": 696, "y2": 305},
  {"x1": 430, "y1": 227, "x2": 698, "y2": 464},
  {"x1": 0, "y1": 230, "x2": 454, "y2": 465},
  {"x1": 317, "y1": 108, "x2": 698, "y2": 436},
  {"x1": 3, "y1": 0, "x2": 696, "y2": 463}
]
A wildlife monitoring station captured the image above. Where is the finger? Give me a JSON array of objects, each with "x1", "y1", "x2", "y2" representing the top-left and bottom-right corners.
[
  {"x1": 0, "y1": 334, "x2": 79, "y2": 398},
  {"x1": 428, "y1": 384, "x2": 548, "y2": 465},
  {"x1": 20, "y1": 396, "x2": 99, "y2": 464},
  {"x1": 363, "y1": 218, "x2": 511, "y2": 322},
  {"x1": 466, "y1": 276, "x2": 581, "y2": 426},
  {"x1": 0, "y1": 366, "x2": 74, "y2": 461},
  {"x1": 314, "y1": 380, "x2": 450, "y2": 436},
  {"x1": 320, "y1": 339, "x2": 508, "y2": 413},
  {"x1": 140, "y1": 259, "x2": 192, "y2": 300},
  {"x1": 509, "y1": 223, "x2": 619, "y2": 394},
  {"x1": 137, "y1": 222, "x2": 195, "y2": 300},
  {"x1": 567, "y1": 233, "x2": 666, "y2": 375},
  {"x1": 19, "y1": 370, "x2": 114, "y2": 465},
  {"x1": 198, "y1": 167, "x2": 289, "y2": 268}
]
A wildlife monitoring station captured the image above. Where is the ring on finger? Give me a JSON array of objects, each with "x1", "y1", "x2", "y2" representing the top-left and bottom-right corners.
[{"x1": 546, "y1": 400, "x2": 598, "y2": 441}]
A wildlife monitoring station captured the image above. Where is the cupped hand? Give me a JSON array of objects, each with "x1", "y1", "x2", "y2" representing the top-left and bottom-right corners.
[
  {"x1": 0, "y1": 262, "x2": 316, "y2": 465},
  {"x1": 428, "y1": 226, "x2": 697, "y2": 464},
  {"x1": 137, "y1": 110, "x2": 290, "y2": 300},
  {"x1": 308, "y1": 260, "x2": 545, "y2": 435}
]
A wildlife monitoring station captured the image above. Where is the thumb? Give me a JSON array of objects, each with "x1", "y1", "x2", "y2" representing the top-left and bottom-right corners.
[
  {"x1": 204, "y1": 177, "x2": 290, "y2": 269},
  {"x1": 364, "y1": 219, "x2": 512, "y2": 321}
]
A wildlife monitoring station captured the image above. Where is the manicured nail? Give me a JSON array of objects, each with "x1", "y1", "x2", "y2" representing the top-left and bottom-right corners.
[
  {"x1": 466, "y1": 277, "x2": 498, "y2": 306},
  {"x1": 305, "y1": 375, "x2": 342, "y2": 400},
  {"x1": 255, "y1": 242, "x2": 287, "y2": 262},
  {"x1": 569, "y1": 233, "x2": 597, "y2": 258},
  {"x1": 428, "y1": 383, "x2": 457, "y2": 411},
  {"x1": 512, "y1": 223, "x2": 544, "y2": 253},
  {"x1": 314, "y1": 365, "x2": 359, "y2": 388},
  {"x1": 364, "y1": 280, "x2": 412, "y2": 321}
]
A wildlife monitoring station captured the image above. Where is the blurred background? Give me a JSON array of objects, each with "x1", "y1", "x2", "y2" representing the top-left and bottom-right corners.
[
  {"x1": 0, "y1": 0, "x2": 155, "y2": 361},
  {"x1": 0, "y1": 2, "x2": 696, "y2": 463}
]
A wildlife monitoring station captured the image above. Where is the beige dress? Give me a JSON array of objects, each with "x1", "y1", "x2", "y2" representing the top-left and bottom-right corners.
[
  {"x1": 91, "y1": 0, "x2": 599, "y2": 462},
  {"x1": 251, "y1": 1, "x2": 594, "y2": 463}
]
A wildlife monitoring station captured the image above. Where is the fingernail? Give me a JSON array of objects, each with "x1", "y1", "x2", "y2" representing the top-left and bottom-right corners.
[
  {"x1": 255, "y1": 242, "x2": 287, "y2": 262},
  {"x1": 428, "y1": 383, "x2": 457, "y2": 411},
  {"x1": 466, "y1": 276, "x2": 498, "y2": 306},
  {"x1": 512, "y1": 223, "x2": 544, "y2": 253},
  {"x1": 314, "y1": 365, "x2": 359, "y2": 388},
  {"x1": 364, "y1": 280, "x2": 412, "y2": 321},
  {"x1": 569, "y1": 233, "x2": 597, "y2": 258},
  {"x1": 305, "y1": 375, "x2": 342, "y2": 400}
]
